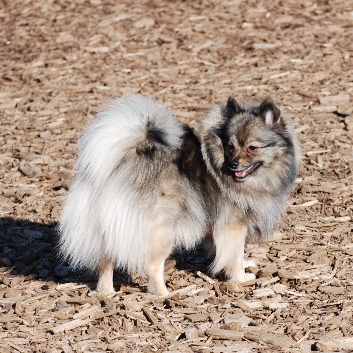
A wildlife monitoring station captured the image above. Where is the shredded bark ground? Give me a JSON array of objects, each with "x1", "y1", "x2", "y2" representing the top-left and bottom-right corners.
[{"x1": 0, "y1": 0, "x2": 352, "y2": 352}]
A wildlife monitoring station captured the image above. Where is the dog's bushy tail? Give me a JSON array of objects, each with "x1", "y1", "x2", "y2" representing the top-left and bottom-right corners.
[
  {"x1": 78, "y1": 94, "x2": 183, "y2": 187},
  {"x1": 58, "y1": 95, "x2": 184, "y2": 274}
]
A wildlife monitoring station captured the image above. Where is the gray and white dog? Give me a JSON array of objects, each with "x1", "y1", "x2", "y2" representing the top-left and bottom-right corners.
[{"x1": 59, "y1": 94, "x2": 301, "y2": 296}]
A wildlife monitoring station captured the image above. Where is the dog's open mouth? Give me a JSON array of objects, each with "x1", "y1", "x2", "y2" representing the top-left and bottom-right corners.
[{"x1": 233, "y1": 162, "x2": 261, "y2": 180}]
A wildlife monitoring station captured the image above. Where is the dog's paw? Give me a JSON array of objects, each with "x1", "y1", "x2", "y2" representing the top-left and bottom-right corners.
[
  {"x1": 88, "y1": 290, "x2": 98, "y2": 297},
  {"x1": 243, "y1": 272, "x2": 256, "y2": 281},
  {"x1": 147, "y1": 283, "x2": 170, "y2": 297},
  {"x1": 88, "y1": 289, "x2": 116, "y2": 298},
  {"x1": 96, "y1": 283, "x2": 115, "y2": 297},
  {"x1": 154, "y1": 287, "x2": 170, "y2": 297},
  {"x1": 244, "y1": 259, "x2": 257, "y2": 269},
  {"x1": 230, "y1": 271, "x2": 256, "y2": 283}
]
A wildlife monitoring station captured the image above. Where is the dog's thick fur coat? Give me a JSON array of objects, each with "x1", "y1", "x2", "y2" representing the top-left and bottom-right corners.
[{"x1": 59, "y1": 95, "x2": 301, "y2": 296}]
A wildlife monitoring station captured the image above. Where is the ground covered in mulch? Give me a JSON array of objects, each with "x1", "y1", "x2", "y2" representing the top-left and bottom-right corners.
[{"x1": 1, "y1": 0, "x2": 353, "y2": 352}]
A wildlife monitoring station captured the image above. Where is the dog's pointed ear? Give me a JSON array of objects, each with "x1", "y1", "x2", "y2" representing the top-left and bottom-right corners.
[
  {"x1": 223, "y1": 96, "x2": 243, "y2": 119},
  {"x1": 259, "y1": 98, "x2": 281, "y2": 127}
]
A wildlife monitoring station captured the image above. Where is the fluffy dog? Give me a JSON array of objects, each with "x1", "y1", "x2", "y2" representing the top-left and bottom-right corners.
[{"x1": 59, "y1": 94, "x2": 301, "y2": 296}]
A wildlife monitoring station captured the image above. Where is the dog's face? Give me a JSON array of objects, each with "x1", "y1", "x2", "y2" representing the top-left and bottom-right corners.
[{"x1": 207, "y1": 97, "x2": 297, "y2": 191}]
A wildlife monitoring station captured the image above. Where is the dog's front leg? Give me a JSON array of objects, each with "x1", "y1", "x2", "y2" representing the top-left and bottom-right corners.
[
  {"x1": 213, "y1": 222, "x2": 256, "y2": 283},
  {"x1": 227, "y1": 223, "x2": 256, "y2": 282}
]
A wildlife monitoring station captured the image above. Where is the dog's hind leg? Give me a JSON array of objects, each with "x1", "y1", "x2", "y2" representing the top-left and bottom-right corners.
[
  {"x1": 146, "y1": 227, "x2": 174, "y2": 297},
  {"x1": 212, "y1": 222, "x2": 256, "y2": 283},
  {"x1": 96, "y1": 258, "x2": 115, "y2": 295},
  {"x1": 146, "y1": 255, "x2": 170, "y2": 297}
]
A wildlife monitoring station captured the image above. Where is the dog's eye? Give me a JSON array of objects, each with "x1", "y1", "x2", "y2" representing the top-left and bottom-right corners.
[
  {"x1": 248, "y1": 145, "x2": 259, "y2": 152},
  {"x1": 228, "y1": 144, "x2": 234, "y2": 152}
]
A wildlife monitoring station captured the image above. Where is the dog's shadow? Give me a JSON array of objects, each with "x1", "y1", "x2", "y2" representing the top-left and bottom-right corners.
[
  {"x1": 0, "y1": 217, "x2": 83, "y2": 284},
  {"x1": 0, "y1": 217, "x2": 214, "y2": 293}
]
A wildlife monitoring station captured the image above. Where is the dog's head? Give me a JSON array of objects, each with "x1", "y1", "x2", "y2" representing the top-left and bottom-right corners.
[
  {"x1": 222, "y1": 96, "x2": 285, "y2": 182},
  {"x1": 201, "y1": 96, "x2": 299, "y2": 192}
]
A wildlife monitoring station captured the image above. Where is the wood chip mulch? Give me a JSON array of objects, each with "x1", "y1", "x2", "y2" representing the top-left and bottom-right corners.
[{"x1": 1, "y1": 0, "x2": 352, "y2": 352}]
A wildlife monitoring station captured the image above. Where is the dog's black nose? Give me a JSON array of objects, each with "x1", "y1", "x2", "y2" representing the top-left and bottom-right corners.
[{"x1": 228, "y1": 159, "x2": 239, "y2": 171}]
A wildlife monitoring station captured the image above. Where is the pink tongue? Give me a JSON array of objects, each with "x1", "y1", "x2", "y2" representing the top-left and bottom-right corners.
[{"x1": 234, "y1": 165, "x2": 255, "y2": 178}]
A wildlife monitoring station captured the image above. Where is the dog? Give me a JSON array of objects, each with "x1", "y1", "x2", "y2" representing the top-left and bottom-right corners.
[{"x1": 59, "y1": 94, "x2": 301, "y2": 296}]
